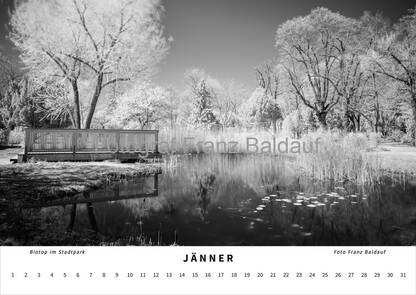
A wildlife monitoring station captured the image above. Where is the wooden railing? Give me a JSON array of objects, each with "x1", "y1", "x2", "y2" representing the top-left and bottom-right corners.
[{"x1": 23, "y1": 128, "x2": 159, "y2": 161}]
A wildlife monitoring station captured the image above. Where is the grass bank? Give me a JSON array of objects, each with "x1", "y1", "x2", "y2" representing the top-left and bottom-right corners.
[
  {"x1": 0, "y1": 161, "x2": 161, "y2": 203},
  {"x1": 0, "y1": 161, "x2": 162, "y2": 245}
]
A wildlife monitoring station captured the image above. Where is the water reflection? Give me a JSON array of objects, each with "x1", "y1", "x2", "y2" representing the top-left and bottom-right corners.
[{"x1": 18, "y1": 155, "x2": 416, "y2": 245}]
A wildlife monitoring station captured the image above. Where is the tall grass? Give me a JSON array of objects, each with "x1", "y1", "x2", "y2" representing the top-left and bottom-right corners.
[
  {"x1": 296, "y1": 130, "x2": 383, "y2": 184},
  {"x1": 159, "y1": 126, "x2": 282, "y2": 154},
  {"x1": 160, "y1": 127, "x2": 385, "y2": 184}
]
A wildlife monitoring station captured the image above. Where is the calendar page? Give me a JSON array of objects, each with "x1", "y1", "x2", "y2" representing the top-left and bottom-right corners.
[{"x1": 2, "y1": 0, "x2": 416, "y2": 294}]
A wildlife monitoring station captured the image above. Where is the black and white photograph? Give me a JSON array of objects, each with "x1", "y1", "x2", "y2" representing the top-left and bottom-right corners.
[{"x1": 1, "y1": 0, "x2": 416, "y2": 249}]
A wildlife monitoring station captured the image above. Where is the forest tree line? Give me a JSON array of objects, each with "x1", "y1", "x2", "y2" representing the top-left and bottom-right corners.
[{"x1": 1, "y1": 1, "x2": 416, "y2": 145}]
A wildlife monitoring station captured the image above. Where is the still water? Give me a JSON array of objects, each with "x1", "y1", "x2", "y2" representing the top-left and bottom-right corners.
[{"x1": 19, "y1": 155, "x2": 416, "y2": 245}]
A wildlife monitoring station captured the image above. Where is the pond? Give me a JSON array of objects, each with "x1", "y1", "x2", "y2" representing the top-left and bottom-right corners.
[{"x1": 11, "y1": 155, "x2": 416, "y2": 246}]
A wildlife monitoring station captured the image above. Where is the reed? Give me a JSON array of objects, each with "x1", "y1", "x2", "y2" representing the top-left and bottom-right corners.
[
  {"x1": 160, "y1": 127, "x2": 385, "y2": 184},
  {"x1": 159, "y1": 126, "x2": 280, "y2": 154},
  {"x1": 295, "y1": 130, "x2": 384, "y2": 184}
]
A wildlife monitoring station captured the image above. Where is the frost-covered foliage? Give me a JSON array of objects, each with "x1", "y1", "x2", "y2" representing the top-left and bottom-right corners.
[
  {"x1": 181, "y1": 69, "x2": 248, "y2": 129},
  {"x1": 0, "y1": 57, "x2": 23, "y2": 143},
  {"x1": 372, "y1": 8, "x2": 416, "y2": 144},
  {"x1": 106, "y1": 81, "x2": 170, "y2": 129},
  {"x1": 190, "y1": 79, "x2": 218, "y2": 128},
  {"x1": 4, "y1": 4, "x2": 416, "y2": 146},
  {"x1": 276, "y1": 7, "x2": 359, "y2": 128},
  {"x1": 183, "y1": 69, "x2": 219, "y2": 128},
  {"x1": 241, "y1": 87, "x2": 281, "y2": 128},
  {"x1": 10, "y1": 0, "x2": 170, "y2": 128}
]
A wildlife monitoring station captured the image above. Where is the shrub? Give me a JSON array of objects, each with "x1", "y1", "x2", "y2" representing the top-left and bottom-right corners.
[
  {"x1": 8, "y1": 129, "x2": 25, "y2": 146},
  {"x1": 0, "y1": 129, "x2": 7, "y2": 144},
  {"x1": 401, "y1": 132, "x2": 415, "y2": 145},
  {"x1": 368, "y1": 132, "x2": 381, "y2": 149},
  {"x1": 388, "y1": 130, "x2": 405, "y2": 143}
]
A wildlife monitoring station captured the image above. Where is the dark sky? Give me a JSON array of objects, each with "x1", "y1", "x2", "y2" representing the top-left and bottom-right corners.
[{"x1": 1, "y1": 0, "x2": 415, "y2": 91}]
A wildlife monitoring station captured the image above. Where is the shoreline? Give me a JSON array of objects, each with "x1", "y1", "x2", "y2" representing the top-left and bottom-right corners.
[
  {"x1": 0, "y1": 142, "x2": 415, "y2": 204},
  {"x1": 0, "y1": 161, "x2": 162, "y2": 246},
  {"x1": 0, "y1": 161, "x2": 162, "y2": 202}
]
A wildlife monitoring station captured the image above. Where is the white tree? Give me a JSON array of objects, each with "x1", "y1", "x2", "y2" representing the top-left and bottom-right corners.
[
  {"x1": 184, "y1": 69, "x2": 219, "y2": 128},
  {"x1": 109, "y1": 82, "x2": 170, "y2": 129},
  {"x1": 241, "y1": 87, "x2": 282, "y2": 129},
  {"x1": 0, "y1": 54, "x2": 25, "y2": 142},
  {"x1": 10, "y1": 0, "x2": 170, "y2": 129},
  {"x1": 374, "y1": 7, "x2": 416, "y2": 144},
  {"x1": 255, "y1": 61, "x2": 283, "y2": 133},
  {"x1": 212, "y1": 80, "x2": 247, "y2": 128},
  {"x1": 276, "y1": 7, "x2": 359, "y2": 128}
]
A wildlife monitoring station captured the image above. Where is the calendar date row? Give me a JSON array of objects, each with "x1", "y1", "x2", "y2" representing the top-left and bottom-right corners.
[{"x1": 9, "y1": 271, "x2": 408, "y2": 279}]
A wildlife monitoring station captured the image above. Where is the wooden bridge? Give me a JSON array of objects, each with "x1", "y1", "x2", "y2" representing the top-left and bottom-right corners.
[{"x1": 19, "y1": 128, "x2": 160, "y2": 162}]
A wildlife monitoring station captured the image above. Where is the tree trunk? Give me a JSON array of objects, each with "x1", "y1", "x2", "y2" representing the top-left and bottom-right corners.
[
  {"x1": 272, "y1": 119, "x2": 277, "y2": 134},
  {"x1": 374, "y1": 102, "x2": 380, "y2": 134},
  {"x1": 356, "y1": 115, "x2": 361, "y2": 132},
  {"x1": 2, "y1": 127, "x2": 11, "y2": 145},
  {"x1": 84, "y1": 74, "x2": 104, "y2": 129},
  {"x1": 411, "y1": 96, "x2": 416, "y2": 147},
  {"x1": 317, "y1": 112, "x2": 327, "y2": 129},
  {"x1": 344, "y1": 97, "x2": 354, "y2": 131},
  {"x1": 345, "y1": 110, "x2": 356, "y2": 132},
  {"x1": 71, "y1": 80, "x2": 81, "y2": 129}
]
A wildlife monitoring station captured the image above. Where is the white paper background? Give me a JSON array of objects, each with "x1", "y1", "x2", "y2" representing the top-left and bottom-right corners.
[{"x1": 1, "y1": 246, "x2": 415, "y2": 295}]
